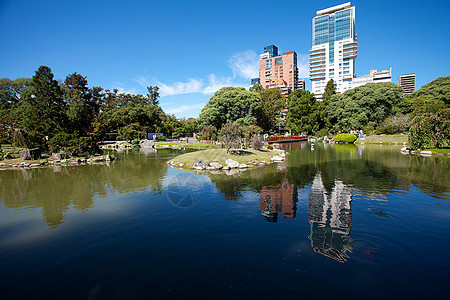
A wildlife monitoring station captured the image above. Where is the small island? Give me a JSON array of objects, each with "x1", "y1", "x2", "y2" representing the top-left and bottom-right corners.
[{"x1": 167, "y1": 148, "x2": 285, "y2": 172}]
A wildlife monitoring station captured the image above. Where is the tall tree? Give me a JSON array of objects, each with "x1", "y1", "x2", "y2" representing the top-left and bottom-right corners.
[
  {"x1": 22, "y1": 66, "x2": 66, "y2": 135},
  {"x1": 327, "y1": 82, "x2": 403, "y2": 132},
  {"x1": 147, "y1": 86, "x2": 160, "y2": 105},
  {"x1": 198, "y1": 87, "x2": 263, "y2": 129},
  {"x1": 286, "y1": 89, "x2": 319, "y2": 134},
  {"x1": 257, "y1": 88, "x2": 285, "y2": 131},
  {"x1": 319, "y1": 79, "x2": 335, "y2": 130}
]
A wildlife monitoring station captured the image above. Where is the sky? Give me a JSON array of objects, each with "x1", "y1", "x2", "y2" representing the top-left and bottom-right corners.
[{"x1": 1, "y1": 0, "x2": 449, "y2": 118}]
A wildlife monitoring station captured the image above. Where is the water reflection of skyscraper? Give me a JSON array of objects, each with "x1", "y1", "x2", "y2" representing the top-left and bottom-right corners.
[
  {"x1": 260, "y1": 178, "x2": 297, "y2": 222},
  {"x1": 308, "y1": 174, "x2": 353, "y2": 262}
]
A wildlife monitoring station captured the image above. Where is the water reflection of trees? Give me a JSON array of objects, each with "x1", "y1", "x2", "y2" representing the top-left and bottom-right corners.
[{"x1": 0, "y1": 151, "x2": 169, "y2": 228}]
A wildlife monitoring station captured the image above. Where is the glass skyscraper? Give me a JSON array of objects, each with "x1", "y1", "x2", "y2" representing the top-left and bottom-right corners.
[{"x1": 310, "y1": 2, "x2": 357, "y2": 99}]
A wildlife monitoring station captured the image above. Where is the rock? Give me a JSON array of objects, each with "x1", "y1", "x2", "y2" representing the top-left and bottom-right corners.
[
  {"x1": 206, "y1": 166, "x2": 215, "y2": 170},
  {"x1": 223, "y1": 166, "x2": 230, "y2": 170},
  {"x1": 20, "y1": 148, "x2": 41, "y2": 160},
  {"x1": 225, "y1": 159, "x2": 239, "y2": 168},
  {"x1": 30, "y1": 164, "x2": 41, "y2": 167},
  {"x1": 52, "y1": 153, "x2": 62, "y2": 160},
  {"x1": 210, "y1": 162, "x2": 223, "y2": 169},
  {"x1": 226, "y1": 169, "x2": 240, "y2": 176},
  {"x1": 61, "y1": 159, "x2": 70, "y2": 163},
  {"x1": 195, "y1": 166, "x2": 204, "y2": 170},
  {"x1": 271, "y1": 156, "x2": 284, "y2": 162},
  {"x1": 193, "y1": 160, "x2": 209, "y2": 169},
  {"x1": 273, "y1": 143, "x2": 280, "y2": 149},
  {"x1": 0, "y1": 163, "x2": 7, "y2": 167},
  {"x1": 420, "y1": 151, "x2": 432, "y2": 156},
  {"x1": 54, "y1": 160, "x2": 61, "y2": 164},
  {"x1": 260, "y1": 146, "x2": 269, "y2": 151},
  {"x1": 4, "y1": 152, "x2": 13, "y2": 159},
  {"x1": 238, "y1": 164, "x2": 248, "y2": 169},
  {"x1": 258, "y1": 163, "x2": 265, "y2": 167},
  {"x1": 179, "y1": 163, "x2": 184, "y2": 167},
  {"x1": 91, "y1": 156, "x2": 104, "y2": 162}
]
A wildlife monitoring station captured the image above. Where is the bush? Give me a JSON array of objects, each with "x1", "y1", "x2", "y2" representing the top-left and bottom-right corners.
[
  {"x1": 408, "y1": 109, "x2": 449, "y2": 149},
  {"x1": 156, "y1": 135, "x2": 166, "y2": 141},
  {"x1": 131, "y1": 139, "x2": 140, "y2": 145},
  {"x1": 251, "y1": 135, "x2": 264, "y2": 150},
  {"x1": 316, "y1": 128, "x2": 329, "y2": 137},
  {"x1": 362, "y1": 125, "x2": 375, "y2": 135},
  {"x1": 333, "y1": 133, "x2": 357, "y2": 143}
]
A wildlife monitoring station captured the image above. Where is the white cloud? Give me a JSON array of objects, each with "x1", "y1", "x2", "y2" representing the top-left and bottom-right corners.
[
  {"x1": 297, "y1": 54, "x2": 310, "y2": 79},
  {"x1": 157, "y1": 78, "x2": 203, "y2": 96},
  {"x1": 134, "y1": 76, "x2": 150, "y2": 88},
  {"x1": 202, "y1": 74, "x2": 234, "y2": 94},
  {"x1": 228, "y1": 50, "x2": 259, "y2": 79},
  {"x1": 112, "y1": 82, "x2": 140, "y2": 95},
  {"x1": 164, "y1": 103, "x2": 206, "y2": 114}
]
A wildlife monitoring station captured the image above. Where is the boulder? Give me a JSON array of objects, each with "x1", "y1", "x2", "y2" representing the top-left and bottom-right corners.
[
  {"x1": 195, "y1": 166, "x2": 204, "y2": 170},
  {"x1": 20, "y1": 148, "x2": 41, "y2": 160},
  {"x1": 238, "y1": 164, "x2": 248, "y2": 169},
  {"x1": 271, "y1": 156, "x2": 284, "y2": 162},
  {"x1": 225, "y1": 159, "x2": 239, "y2": 168},
  {"x1": 210, "y1": 162, "x2": 223, "y2": 169},
  {"x1": 52, "y1": 153, "x2": 62, "y2": 160},
  {"x1": 193, "y1": 160, "x2": 209, "y2": 169},
  {"x1": 420, "y1": 151, "x2": 432, "y2": 156},
  {"x1": 223, "y1": 166, "x2": 230, "y2": 170}
]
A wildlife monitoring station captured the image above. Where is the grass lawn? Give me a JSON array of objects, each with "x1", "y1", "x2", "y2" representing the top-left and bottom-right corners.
[
  {"x1": 356, "y1": 134, "x2": 408, "y2": 145},
  {"x1": 423, "y1": 148, "x2": 450, "y2": 155},
  {"x1": 155, "y1": 142, "x2": 220, "y2": 149},
  {"x1": 170, "y1": 148, "x2": 279, "y2": 167}
]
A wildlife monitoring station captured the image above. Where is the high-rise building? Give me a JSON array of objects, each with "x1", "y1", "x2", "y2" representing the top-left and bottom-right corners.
[
  {"x1": 251, "y1": 78, "x2": 260, "y2": 85},
  {"x1": 259, "y1": 46, "x2": 300, "y2": 97},
  {"x1": 397, "y1": 74, "x2": 415, "y2": 95},
  {"x1": 352, "y1": 68, "x2": 392, "y2": 88},
  {"x1": 310, "y1": 2, "x2": 357, "y2": 100}
]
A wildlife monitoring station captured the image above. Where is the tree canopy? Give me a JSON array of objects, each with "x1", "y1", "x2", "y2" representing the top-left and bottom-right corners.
[
  {"x1": 198, "y1": 87, "x2": 263, "y2": 129},
  {"x1": 286, "y1": 89, "x2": 319, "y2": 134},
  {"x1": 327, "y1": 82, "x2": 403, "y2": 132}
]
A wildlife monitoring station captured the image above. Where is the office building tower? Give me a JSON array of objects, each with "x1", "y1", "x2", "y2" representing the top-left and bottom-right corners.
[
  {"x1": 397, "y1": 74, "x2": 415, "y2": 95},
  {"x1": 251, "y1": 78, "x2": 260, "y2": 85},
  {"x1": 310, "y1": 2, "x2": 357, "y2": 100},
  {"x1": 259, "y1": 46, "x2": 300, "y2": 97},
  {"x1": 352, "y1": 68, "x2": 392, "y2": 88}
]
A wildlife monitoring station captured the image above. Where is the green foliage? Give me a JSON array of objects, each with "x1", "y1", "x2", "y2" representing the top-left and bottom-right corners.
[
  {"x1": 315, "y1": 128, "x2": 330, "y2": 137},
  {"x1": 377, "y1": 114, "x2": 412, "y2": 134},
  {"x1": 408, "y1": 108, "x2": 449, "y2": 149},
  {"x1": 219, "y1": 122, "x2": 242, "y2": 153},
  {"x1": 146, "y1": 86, "x2": 160, "y2": 105},
  {"x1": 286, "y1": 89, "x2": 319, "y2": 134},
  {"x1": 333, "y1": 133, "x2": 358, "y2": 143},
  {"x1": 199, "y1": 125, "x2": 218, "y2": 140},
  {"x1": 319, "y1": 79, "x2": 335, "y2": 130},
  {"x1": 119, "y1": 123, "x2": 145, "y2": 141},
  {"x1": 399, "y1": 76, "x2": 450, "y2": 116},
  {"x1": 327, "y1": 82, "x2": 404, "y2": 132},
  {"x1": 362, "y1": 125, "x2": 375, "y2": 135},
  {"x1": 156, "y1": 135, "x2": 166, "y2": 141},
  {"x1": 198, "y1": 87, "x2": 263, "y2": 129},
  {"x1": 257, "y1": 88, "x2": 285, "y2": 131}
]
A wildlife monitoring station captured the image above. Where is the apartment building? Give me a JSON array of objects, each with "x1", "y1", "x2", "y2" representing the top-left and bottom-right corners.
[
  {"x1": 397, "y1": 74, "x2": 415, "y2": 95},
  {"x1": 352, "y1": 68, "x2": 392, "y2": 88},
  {"x1": 259, "y1": 45, "x2": 301, "y2": 98},
  {"x1": 310, "y1": 2, "x2": 357, "y2": 100}
]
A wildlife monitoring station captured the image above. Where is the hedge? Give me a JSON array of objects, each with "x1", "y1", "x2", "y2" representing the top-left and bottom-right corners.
[{"x1": 333, "y1": 133, "x2": 357, "y2": 143}]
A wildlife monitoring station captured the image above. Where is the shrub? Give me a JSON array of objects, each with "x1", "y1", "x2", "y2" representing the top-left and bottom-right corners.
[
  {"x1": 251, "y1": 135, "x2": 264, "y2": 150},
  {"x1": 156, "y1": 135, "x2": 166, "y2": 141},
  {"x1": 333, "y1": 133, "x2": 358, "y2": 143},
  {"x1": 408, "y1": 109, "x2": 449, "y2": 149},
  {"x1": 131, "y1": 139, "x2": 140, "y2": 145},
  {"x1": 362, "y1": 125, "x2": 375, "y2": 135},
  {"x1": 316, "y1": 128, "x2": 329, "y2": 137}
]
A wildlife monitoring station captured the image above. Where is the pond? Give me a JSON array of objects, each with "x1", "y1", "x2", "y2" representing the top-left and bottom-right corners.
[{"x1": 0, "y1": 142, "x2": 449, "y2": 299}]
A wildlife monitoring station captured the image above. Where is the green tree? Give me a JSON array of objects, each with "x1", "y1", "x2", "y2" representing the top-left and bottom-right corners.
[
  {"x1": 198, "y1": 87, "x2": 263, "y2": 129},
  {"x1": 319, "y1": 79, "x2": 335, "y2": 130},
  {"x1": 398, "y1": 76, "x2": 450, "y2": 116},
  {"x1": 408, "y1": 108, "x2": 449, "y2": 149},
  {"x1": 286, "y1": 89, "x2": 319, "y2": 134},
  {"x1": 146, "y1": 86, "x2": 160, "y2": 105},
  {"x1": 219, "y1": 122, "x2": 242, "y2": 153},
  {"x1": 249, "y1": 83, "x2": 263, "y2": 92},
  {"x1": 327, "y1": 82, "x2": 403, "y2": 132},
  {"x1": 257, "y1": 88, "x2": 285, "y2": 131},
  {"x1": 21, "y1": 66, "x2": 67, "y2": 140}
]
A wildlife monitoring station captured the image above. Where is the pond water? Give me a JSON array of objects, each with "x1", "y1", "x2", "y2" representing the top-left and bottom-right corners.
[{"x1": 0, "y1": 142, "x2": 449, "y2": 299}]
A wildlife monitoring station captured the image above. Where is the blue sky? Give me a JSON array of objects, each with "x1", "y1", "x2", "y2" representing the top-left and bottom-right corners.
[{"x1": 1, "y1": 0, "x2": 449, "y2": 118}]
